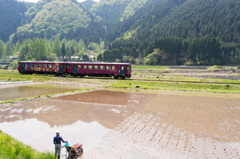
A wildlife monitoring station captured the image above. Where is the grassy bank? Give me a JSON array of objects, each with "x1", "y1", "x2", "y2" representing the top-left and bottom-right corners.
[
  {"x1": 132, "y1": 65, "x2": 169, "y2": 70},
  {"x1": 0, "y1": 74, "x2": 50, "y2": 82},
  {"x1": 110, "y1": 80, "x2": 240, "y2": 93},
  {"x1": 0, "y1": 131, "x2": 54, "y2": 159}
]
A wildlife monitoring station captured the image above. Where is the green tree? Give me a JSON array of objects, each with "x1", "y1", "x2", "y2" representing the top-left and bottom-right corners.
[
  {"x1": 15, "y1": 41, "x2": 21, "y2": 52},
  {"x1": 18, "y1": 45, "x2": 28, "y2": 61},
  {"x1": 144, "y1": 48, "x2": 167, "y2": 65},
  {"x1": 78, "y1": 39, "x2": 86, "y2": 52},
  {"x1": 0, "y1": 40, "x2": 5, "y2": 58},
  {"x1": 5, "y1": 41, "x2": 14, "y2": 57},
  {"x1": 97, "y1": 53, "x2": 103, "y2": 61},
  {"x1": 61, "y1": 43, "x2": 66, "y2": 59},
  {"x1": 11, "y1": 60, "x2": 18, "y2": 69},
  {"x1": 53, "y1": 36, "x2": 61, "y2": 57}
]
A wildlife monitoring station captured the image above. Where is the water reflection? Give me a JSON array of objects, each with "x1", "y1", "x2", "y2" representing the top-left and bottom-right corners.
[
  {"x1": 0, "y1": 89, "x2": 239, "y2": 158},
  {"x1": 0, "y1": 89, "x2": 153, "y2": 154},
  {"x1": 53, "y1": 90, "x2": 131, "y2": 106},
  {"x1": 0, "y1": 84, "x2": 87, "y2": 101}
]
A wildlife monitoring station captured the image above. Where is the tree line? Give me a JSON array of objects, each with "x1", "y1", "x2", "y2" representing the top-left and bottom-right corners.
[
  {"x1": 0, "y1": 37, "x2": 104, "y2": 62},
  {"x1": 101, "y1": 37, "x2": 240, "y2": 65}
]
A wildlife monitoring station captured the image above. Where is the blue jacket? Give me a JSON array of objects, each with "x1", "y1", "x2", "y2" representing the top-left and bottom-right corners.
[{"x1": 53, "y1": 135, "x2": 65, "y2": 144}]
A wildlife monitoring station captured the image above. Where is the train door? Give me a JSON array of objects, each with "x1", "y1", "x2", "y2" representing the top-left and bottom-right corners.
[
  {"x1": 120, "y1": 65, "x2": 125, "y2": 75},
  {"x1": 22, "y1": 63, "x2": 25, "y2": 72},
  {"x1": 73, "y1": 64, "x2": 77, "y2": 74},
  {"x1": 59, "y1": 64, "x2": 63, "y2": 73}
]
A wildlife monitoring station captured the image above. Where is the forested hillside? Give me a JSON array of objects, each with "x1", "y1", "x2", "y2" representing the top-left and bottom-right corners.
[
  {"x1": 103, "y1": 0, "x2": 240, "y2": 65},
  {"x1": 90, "y1": 0, "x2": 150, "y2": 28},
  {"x1": 106, "y1": 0, "x2": 186, "y2": 42},
  {"x1": 107, "y1": 0, "x2": 240, "y2": 43},
  {"x1": 0, "y1": 0, "x2": 240, "y2": 66},
  {"x1": 11, "y1": 0, "x2": 105, "y2": 44},
  {"x1": 0, "y1": 0, "x2": 27, "y2": 42},
  {"x1": 81, "y1": 0, "x2": 96, "y2": 10},
  {"x1": 149, "y1": 0, "x2": 240, "y2": 43}
]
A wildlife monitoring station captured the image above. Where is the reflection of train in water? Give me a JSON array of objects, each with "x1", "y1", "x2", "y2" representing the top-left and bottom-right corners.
[{"x1": 18, "y1": 61, "x2": 131, "y2": 79}]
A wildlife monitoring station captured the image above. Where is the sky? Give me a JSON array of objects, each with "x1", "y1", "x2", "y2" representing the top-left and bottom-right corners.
[{"x1": 18, "y1": 0, "x2": 101, "y2": 3}]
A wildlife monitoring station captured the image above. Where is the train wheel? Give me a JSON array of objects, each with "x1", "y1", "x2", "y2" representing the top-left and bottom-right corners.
[
  {"x1": 114, "y1": 76, "x2": 119, "y2": 79},
  {"x1": 121, "y1": 76, "x2": 125, "y2": 80}
]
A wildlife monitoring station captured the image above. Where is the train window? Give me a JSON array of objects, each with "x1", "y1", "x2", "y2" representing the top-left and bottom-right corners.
[
  {"x1": 100, "y1": 65, "x2": 105, "y2": 70},
  {"x1": 83, "y1": 65, "x2": 87, "y2": 69},
  {"x1": 43, "y1": 64, "x2": 47, "y2": 68},
  {"x1": 38, "y1": 64, "x2": 42, "y2": 67},
  {"x1": 34, "y1": 64, "x2": 37, "y2": 67},
  {"x1": 88, "y1": 65, "x2": 93, "y2": 69},
  {"x1": 65, "y1": 64, "x2": 69, "y2": 69},
  {"x1": 112, "y1": 66, "x2": 115, "y2": 70},
  {"x1": 30, "y1": 64, "x2": 33, "y2": 67},
  {"x1": 94, "y1": 65, "x2": 99, "y2": 70},
  {"x1": 106, "y1": 66, "x2": 110, "y2": 70},
  {"x1": 48, "y1": 64, "x2": 52, "y2": 68},
  {"x1": 78, "y1": 65, "x2": 81, "y2": 69},
  {"x1": 127, "y1": 66, "x2": 131, "y2": 70},
  {"x1": 74, "y1": 65, "x2": 77, "y2": 69}
]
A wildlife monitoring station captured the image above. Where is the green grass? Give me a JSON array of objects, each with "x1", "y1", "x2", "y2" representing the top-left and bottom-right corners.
[
  {"x1": 0, "y1": 131, "x2": 54, "y2": 159},
  {"x1": 132, "y1": 65, "x2": 169, "y2": 70},
  {"x1": 0, "y1": 74, "x2": 51, "y2": 82},
  {"x1": 111, "y1": 80, "x2": 240, "y2": 93},
  {"x1": 148, "y1": 75, "x2": 240, "y2": 84},
  {"x1": 0, "y1": 69, "x2": 18, "y2": 74}
]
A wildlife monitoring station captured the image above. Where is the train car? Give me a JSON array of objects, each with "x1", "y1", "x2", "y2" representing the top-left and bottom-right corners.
[
  {"x1": 67, "y1": 62, "x2": 131, "y2": 79},
  {"x1": 54, "y1": 62, "x2": 68, "y2": 76},
  {"x1": 18, "y1": 61, "x2": 56, "y2": 74},
  {"x1": 18, "y1": 61, "x2": 131, "y2": 79},
  {"x1": 18, "y1": 61, "x2": 32, "y2": 74}
]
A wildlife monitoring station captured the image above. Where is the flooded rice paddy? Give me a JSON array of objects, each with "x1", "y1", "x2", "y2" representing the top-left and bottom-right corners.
[
  {"x1": 0, "y1": 87, "x2": 239, "y2": 158},
  {"x1": 0, "y1": 84, "x2": 89, "y2": 101}
]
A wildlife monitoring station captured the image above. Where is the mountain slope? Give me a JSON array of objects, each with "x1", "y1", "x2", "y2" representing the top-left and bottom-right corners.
[
  {"x1": 107, "y1": 0, "x2": 240, "y2": 44},
  {"x1": 106, "y1": 0, "x2": 187, "y2": 41},
  {"x1": 11, "y1": 0, "x2": 105, "y2": 44},
  {"x1": 81, "y1": 0, "x2": 96, "y2": 10},
  {"x1": 150, "y1": 0, "x2": 240, "y2": 43},
  {"x1": 0, "y1": 0, "x2": 27, "y2": 42},
  {"x1": 90, "y1": 0, "x2": 150, "y2": 28},
  {"x1": 103, "y1": 0, "x2": 240, "y2": 65}
]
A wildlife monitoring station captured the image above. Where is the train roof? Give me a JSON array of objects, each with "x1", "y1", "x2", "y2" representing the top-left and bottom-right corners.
[
  {"x1": 67, "y1": 62, "x2": 131, "y2": 65},
  {"x1": 18, "y1": 61, "x2": 131, "y2": 65}
]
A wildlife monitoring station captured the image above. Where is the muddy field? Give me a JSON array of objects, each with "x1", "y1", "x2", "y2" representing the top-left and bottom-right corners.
[
  {"x1": 0, "y1": 88, "x2": 239, "y2": 158},
  {"x1": 0, "y1": 83, "x2": 94, "y2": 101}
]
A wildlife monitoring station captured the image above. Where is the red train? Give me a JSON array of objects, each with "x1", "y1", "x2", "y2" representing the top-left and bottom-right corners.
[{"x1": 18, "y1": 61, "x2": 131, "y2": 79}]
